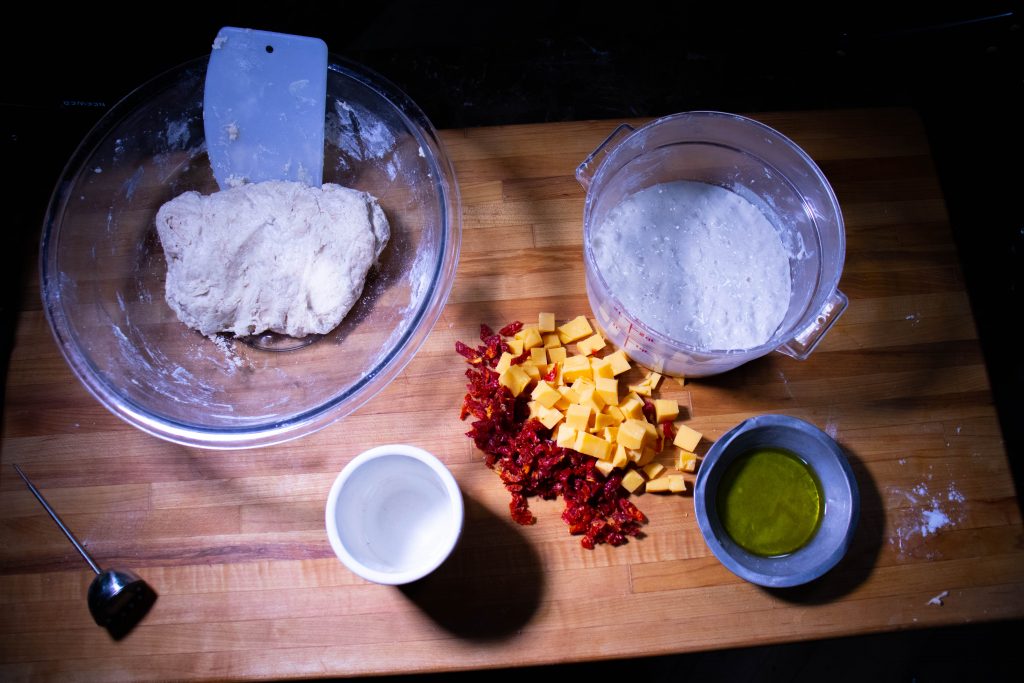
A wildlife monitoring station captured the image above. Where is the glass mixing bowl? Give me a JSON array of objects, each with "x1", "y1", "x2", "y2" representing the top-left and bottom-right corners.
[
  {"x1": 40, "y1": 55, "x2": 461, "y2": 449},
  {"x1": 577, "y1": 111, "x2": 846, "y2": 377}
]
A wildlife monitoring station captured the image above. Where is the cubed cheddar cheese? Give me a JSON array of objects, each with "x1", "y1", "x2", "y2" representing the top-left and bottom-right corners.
[
  {"x1": 565, "y1": 403, "x2": 592, "y2": 431},
  {"x1": 537, "y1": 405, "x2": 563, "y2": 430},
  {"x1": 621, "y1": 470, "x2": 646, "y2": 493},
  {"x1": 522, "y1": 363, "x2": 541, "y2": 381},
  {"x1": 521, "y1": 326, "x2": 543, "y2": 350},
  {"x1": 576, "y1": 333, "x2": 607, "y2": 356},
  {"x1": 531, "y1": 380, "x2": 561, "y2": 409},
  {"x1": 668, "y1": 474, "x2": 687, "y2": 493},
  {"x1": 495, "y1": 352, "x2": 514, "y2": 375},
  {"x1": 617, "y1": 419, "x2": 648, "y2": 450},
  {"x1": 637, "y1": 447, "x2": 658, "y2": 467},
  {"x1": 574, "y1": 431, "x2": 613, "y2": 461},
  {"x1": 671, "y1": 375, "x2": 686, "y2": 387},
  {"x1": 603, "y1": 405, "x2": 625, "y2": 424},
  {"x1": 530, "y1": 347, "x2": 547, "y2": 365},
  {"x1": 557, "y1": 315, "x2": 594, "y2": 344},
  {"x1": 643, "y1": 463, "x2": 665, "y2": 479},
  {"x1": 538, "y1": 312, "x2": 556, "y2": 333},
  {"x1": 548, "y1": 346, "x2": 567, "y2": 363},
  {"x1": 542, "y1": 334, "x2": 561, "y2": 349},
  {"x1": 628, "y1": 381, "x2": 652, "y2": 397},
  {"x1": 643, "y1": 420, "x2": 658, "y2": 446},
  {"x1": 654, "y1": 399, "x2": 679, "y2": 423},
  {"x1": 592, "y1": 413, "x2": 615, "y2": 431},
  {"x1": 594, "y1": 459, "x2": 616, "y2": 476},
  {"x1": 498, "y1": 365, "x2": 531, "y2": 397},
  {"x1": 595, "y1": 377, "x2": 619, "y2": 406},
  {"x1": 601, "y1": 426, "x2": 618, "y2": 443},
  {"x1": 675, "y1": 449, "x2": 698, "y2": 472},
  {"x1": 577, "y1": 384, "x2": 606, "y2": 412},
  {"x1": 605, "y1": 350, "x2": 631, "y2": 376},
  {"x1": 611, "y1": 444, "x2": 629, "y2": 469},
  {"x1": 645, "y1": 476, "x2": 671, "y2": 493},
  {"x1": 527, "y1": 401, "x2": 540, "y2": 419},
  {"x1": 558, "y1": 385, "x2": 580, "y2": 404},
  {"x1": 507, "y1": 339, "x2": 524, "y2": 355},
  {"x1": 562, "y1": 355, "x2": 592, "y2": 382},
  {"x1": 555, "y1": 424, "x2": 578, "y2": 448},
  {"x1": 590, "y1": 356, "x2": 614, "y2": 379},
  {"x1": 673, "y1": 423, "x2": 702, "y2": 452},
  {"x1": 619, "y1": 395, "x2": 645, "y2": 420}
]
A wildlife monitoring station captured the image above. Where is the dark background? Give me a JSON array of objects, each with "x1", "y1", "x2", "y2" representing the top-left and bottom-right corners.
[{"x1": 2, "y1": 2, "x2": 1020, "y2": 680}]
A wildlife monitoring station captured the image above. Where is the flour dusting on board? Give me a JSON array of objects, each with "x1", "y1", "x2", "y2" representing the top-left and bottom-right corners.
[{"x1": 888, "y1": 475, "x2": 967, "y2": 559}]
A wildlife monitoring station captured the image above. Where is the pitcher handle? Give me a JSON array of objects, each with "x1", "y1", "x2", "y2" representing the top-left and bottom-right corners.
[
  {"x1": 777, "y1": 290, "x2": 848, "y2": 360},
  {"x1": 576, "y1": 123, "x2": 635, "y2": 191}
]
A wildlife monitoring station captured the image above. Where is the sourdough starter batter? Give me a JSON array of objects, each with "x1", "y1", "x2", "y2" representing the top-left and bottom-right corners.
[{"x1": 591, "y1": 180, "x2": 791, "y2": 350}]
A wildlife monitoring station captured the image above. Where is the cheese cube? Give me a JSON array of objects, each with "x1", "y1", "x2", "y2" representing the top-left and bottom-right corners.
[
  {"x1": 595, "y1": 459, "x2": 616, "y2": 476},
  {"x1": 617, "y1": 419, "x2": 648, "y2": 450},
  {"x1": 543, "y1": 334, "x2": 562, "y2": 349},
  {"x1": 645, "y1": 476, "x2": 671, "y2": 493},
  {"x1": 601, "y1": 426, "x2": 618, "y2": 443},
  {"x1": 547, "y1": 346, "x2": 567, "y2": 364},
  {"x1": 626, "y1": 448, "x2": 643, "y2": 464},
  {"x1": 593, "y1": 413, "x2": 615, "y2": 431},
  {"x1": 531, "y1": 380, "x2": 561, "y2": 408},
  {"x1": 529, "y1": 347, "x2": 547, "y2": 366},
  {"x1": 671, "y1": 375, "x2": 686, "y2": 387},
  {"x1": 603, "y1": 405, "x2": 625, "y2": 424},
  {"x1": 522, "y1": 363, "x2": 541, "y2": 380},
  {"x1": 621, "y1": 470, "x2": 645, "y2": 493},
  {"x1": 612, "y1": 444, "x2": 629, "y2": 469},
  {"x1": 577, "y1": 384, "x2": 606, "y2": 412},
  {"x1": 643, "y1": 420, "x2": 659, "y2": 446},
  {"x1": 637, "y1": 447, "x2": 658, "y2": 467},
  {"x1": 654, "y1": 399, "x2": 679, "y2": 423},
  {"x1": 628, "y1": 380, "x2": 652, "y2": 397},
  {"x1": 673, "y1": 424, "x2": 702, "y2": 452},
  {"x1": 562, "y1": 355, "x2": 592, "y2": 382},
  {"x1": 576, "y1": 333, "x2": 607, "y2": 357},
  {"x1": 619, "y1": 395, "x2": 645, "y2": 420},
  {"x1": 645, "y1": 372, "x2": 663, "y2": 390},
  {"x1": 605, "y1": 350, "x2": 631, "y2": 376},
  {"x1": 590, "y1": 356, "x2": 614, "y2": 379},
  {"x1": 557, "y1": 315, "x2": 594, "y2": 344},
  {"x1": 495, "y1": 352, "x2": 514, "y2": 375},
  {"x1": 643, "y1": 463, "x2": 665, "y2": 479},
  {"x1": 595, "y1": 377, "x2": 619, "y2": 406},
  {"x1": 668, "y1": 474, "x2": 687, "y2": 493},
  {"x1": 527, "y1": 400, "x2": 540, "y2": 419},
  {"x1": 565, "y1": 403, "x2": 592, "y2": 431},
  {"x1": 571, "y1": 377, "x2": 595, "y2": 392},
  {"x1": 498, "y1": 365, "x2": 531, "y2": 397},
  {"x1": 555, "y1": 424, "x2": 578, "y2": 448},
  {"x1": 507, "y1": 339, "x2": 524, "y2": 355},
  {"x1": 574, "y1": 431, "x2": 613, "y2": 461},
  {"x1": 675, "y1": 449, "x2": 698, "y2": 472},
  {"x1": 521, "y1": 327, "x2": 543, "y2": 350},
  {"x1": 558, "y1": 385, "x2": 580, "y2": 405},
  {"x1": 537, "y1": 405, "x2": 564, "y2": 430},
  {"x1": 538, "y1": 312, "x2": 556, "y2": 333}
]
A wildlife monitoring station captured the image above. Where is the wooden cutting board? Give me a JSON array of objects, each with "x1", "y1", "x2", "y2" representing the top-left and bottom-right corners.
[{"x1": 2, "y1": 108, "x2": 1023, "y2": 681}]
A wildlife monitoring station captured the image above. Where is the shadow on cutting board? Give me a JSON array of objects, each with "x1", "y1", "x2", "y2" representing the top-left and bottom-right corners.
[
  {"x1": 765, "y1": 448, "x2": 885, "y2": 604},
  {"x1": 398, "y1": 491, "x2": 543, "y2": 641}
]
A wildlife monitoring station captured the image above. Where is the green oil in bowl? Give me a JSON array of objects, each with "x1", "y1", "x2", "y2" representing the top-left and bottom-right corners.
[{"x1": 716, "y1": 448, "x2": 823, "y2": 557}]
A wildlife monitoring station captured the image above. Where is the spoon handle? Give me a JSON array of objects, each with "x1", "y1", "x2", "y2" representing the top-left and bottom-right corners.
[{"x1": 13, "y1": 464, "x2": 102, "y2": 575}]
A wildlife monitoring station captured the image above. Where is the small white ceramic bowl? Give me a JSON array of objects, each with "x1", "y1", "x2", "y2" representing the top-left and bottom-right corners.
[{"x1": 325, "y1": 444, "x2": 463, "y2": 585}]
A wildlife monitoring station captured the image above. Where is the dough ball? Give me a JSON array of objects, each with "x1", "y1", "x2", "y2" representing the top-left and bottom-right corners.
[{"x1": 156, "y1": 180, "x2": 390, "y2": 337}]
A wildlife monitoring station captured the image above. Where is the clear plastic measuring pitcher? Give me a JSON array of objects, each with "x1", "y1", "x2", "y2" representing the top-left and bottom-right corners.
[{"x1": 577, "y1": 111, "x2": 848, "y2": 377}]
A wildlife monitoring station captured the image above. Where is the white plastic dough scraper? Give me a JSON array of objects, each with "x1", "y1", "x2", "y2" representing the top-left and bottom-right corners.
[{"x1": 204, "y1": 27, "x2": 328, "y2": 190}]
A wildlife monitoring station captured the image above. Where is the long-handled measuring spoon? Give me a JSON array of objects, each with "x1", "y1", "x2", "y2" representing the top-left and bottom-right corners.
[{"x1": 13, "y1": 464, "x2": 157, "y2": 640}]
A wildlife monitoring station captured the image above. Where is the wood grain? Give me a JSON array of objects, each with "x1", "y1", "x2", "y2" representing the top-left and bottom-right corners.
[{"x1": 2, "y1": 108, "x2": 1022, "y2": 681}]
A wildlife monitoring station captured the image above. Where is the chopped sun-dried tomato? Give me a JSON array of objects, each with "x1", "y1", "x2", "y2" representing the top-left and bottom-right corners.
[{"x1": 455, "y1": 323, "x2": 646, "y2": 549}]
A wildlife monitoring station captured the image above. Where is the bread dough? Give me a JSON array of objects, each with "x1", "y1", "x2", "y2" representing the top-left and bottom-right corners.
[{"x1": 156, "y1": 180, "x2": 389, "y2": 337}]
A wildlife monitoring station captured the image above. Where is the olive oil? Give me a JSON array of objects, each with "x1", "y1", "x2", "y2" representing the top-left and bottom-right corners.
[{"x1": 716, "y1": 448, "x2": 823, "y2": 557}]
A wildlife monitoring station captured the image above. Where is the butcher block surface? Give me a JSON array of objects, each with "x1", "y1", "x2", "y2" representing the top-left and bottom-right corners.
[{"x1": 2, "y1": 108, "x2": 1022, "y2": 680}]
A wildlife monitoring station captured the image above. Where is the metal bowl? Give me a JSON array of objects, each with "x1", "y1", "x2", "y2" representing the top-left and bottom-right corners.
[{"x1": 694, "y1": 414, "x2": 859, "y2": 587}]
